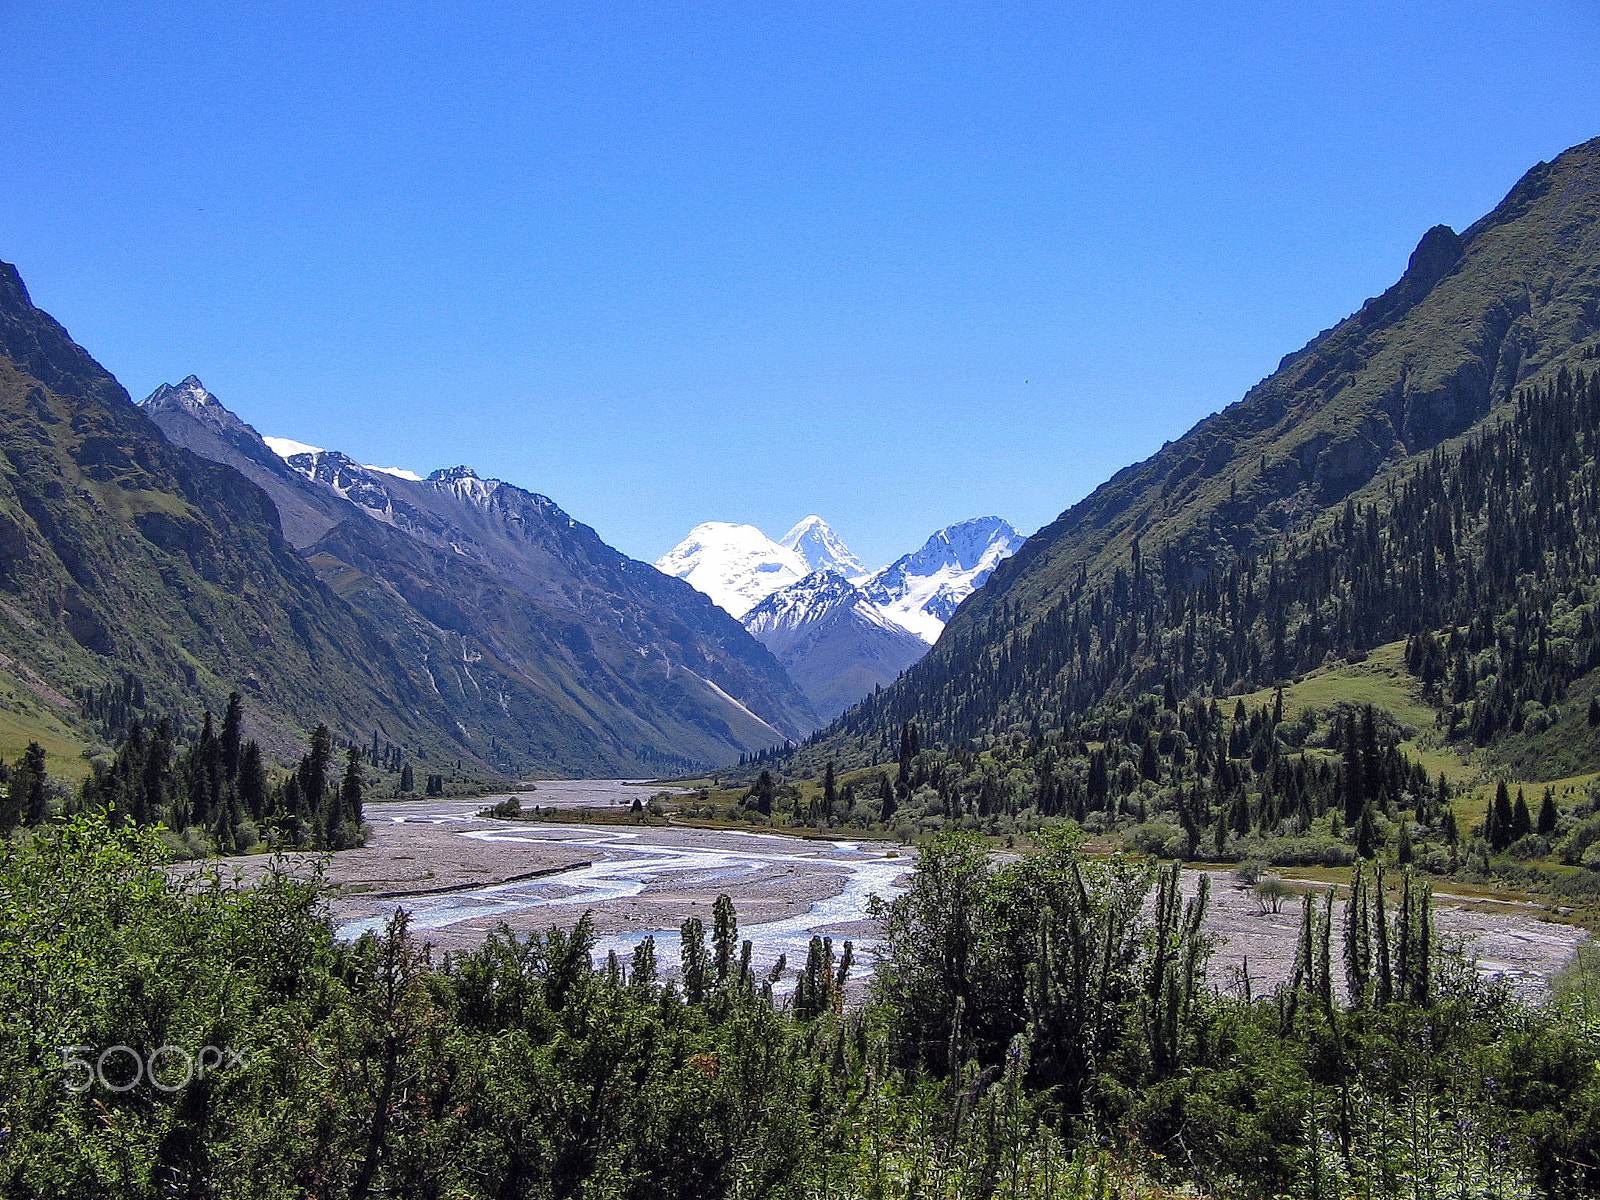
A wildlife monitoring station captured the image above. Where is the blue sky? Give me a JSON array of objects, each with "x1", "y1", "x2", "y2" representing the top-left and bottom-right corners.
[{"x1": 2, "y1": 2, "x2": 1598, "y2": 569}]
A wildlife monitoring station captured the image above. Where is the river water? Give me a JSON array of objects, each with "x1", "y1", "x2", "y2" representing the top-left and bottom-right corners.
[{"x1": 335, "y1": 787, "x2": 912, "y2": 985}]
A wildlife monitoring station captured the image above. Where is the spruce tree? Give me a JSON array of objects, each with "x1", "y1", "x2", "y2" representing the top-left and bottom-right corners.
[
  {"x1": 1355, "y1": 805, "x2": 1378, "y2": 859},
  {"x1": 220, "y1": 692, "x2": 244, "y2": 780},
  {"x1": 751, "y1": 770, "x2": 775, "y2": 816},
  {"x1": 1490, "y1": 780, "x2": 1514, "y2": 852},
  {"x1": 1537, "y1": 788, "x2": 1559, "y2": 835},
  {"x1": 21, "y1": 742, "x2": 46, "y2": 826},
  {"x1": 1511, "y1": 788, "x2": 1533, "y2": 842}
]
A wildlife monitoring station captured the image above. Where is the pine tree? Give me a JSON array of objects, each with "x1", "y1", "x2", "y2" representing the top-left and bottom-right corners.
[
  {"x1": 1537, "y1": 788, "x2": 1559, "y2": 835},
  {"x1": 331, "y1": 745, "x2": 364, "y2": 847},
  {"x1": 20, "y1": 742, "x2": 47, "y2": 826},
  {"x1": 878, "y1": 773, "x2": 897, "y2": 822},
  {"x1": 220, "y1": 691, "x2": 244, "y2": 781},
  {"x1": 680, "y1": 917, "x2": 708, "y2": 1004},
  {"x1": 238, "y1": 740, "x2": 267, "y2": 822},
  {"x1": 1511, "y1": 788, "x2": 1533, "y2": 842},
  {"x1": 1356, "y1": 805, "x2": 1378, "y2": 859},
  {"x1": 1489, "y1": 781, "x2": 1514, "y2": 852},
  {"x1": 711, "y1": 894, "x2": 738, "y2": 985},
  {"x1": 751, "y1": 770, "x2": 775, "y2": 816},
  {"x1": 822, "y1": 761, "x2": 837, "y2": 823}
]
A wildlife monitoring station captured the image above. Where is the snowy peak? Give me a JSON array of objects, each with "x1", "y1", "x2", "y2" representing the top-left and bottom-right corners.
[
  {"x1": 861, "y1": 516, "x2": 1024, "y2": 644},
  {"x1": 654, "y1": 522, "x2": 808, "y2": 618},
  {"x1": 426, "y1": 465, "x2": 501, "y2": 509},
  {"x1": 743, "y1": 570, "x2": 872, "y2": 638},
  {"x1": 263, "y1": 435, "x2": 325, "y2": 460},
  {"x1": 742, "y1": 570, "x2": 926, "y2": 719},
  {"x1": 781, "y1": 516, "x2": 866, "y2": 580}
]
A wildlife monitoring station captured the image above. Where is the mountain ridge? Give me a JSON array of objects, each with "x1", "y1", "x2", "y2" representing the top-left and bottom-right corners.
[{"x1": 144, "y1": 380, "x2": 820, "y2": 771}]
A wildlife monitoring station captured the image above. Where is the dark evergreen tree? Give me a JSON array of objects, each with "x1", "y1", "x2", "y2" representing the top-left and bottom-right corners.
[{"x1": 1538, "y1": 788, "x2": 1559, "y2": 835}]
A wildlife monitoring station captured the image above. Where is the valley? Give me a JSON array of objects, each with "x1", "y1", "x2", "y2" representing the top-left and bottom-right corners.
[{"x1": 7, "y1": 127, "x2": 1600, "y2": 1197}]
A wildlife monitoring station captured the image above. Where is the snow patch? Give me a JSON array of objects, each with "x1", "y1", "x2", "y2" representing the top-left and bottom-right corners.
[
  {"x1": 655, "y1": 522, "x2": 810, "y2": 618},
  {"x1": 263, "y1": 436, "x2": 325, "y2": 460},
  {"x1": 365, "y1": 464, "x2": 424, "y2": 481}
]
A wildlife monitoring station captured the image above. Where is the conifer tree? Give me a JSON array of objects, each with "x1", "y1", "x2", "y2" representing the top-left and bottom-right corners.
[
  {"x1": 1537, "y1": 788, "x2": 1559, "y2": 835},
  {"x1": 1511, "y1": 788, "x2": 1533, "y2": 842},
  {"x1": 878, "y1": 773, "x2": 897, "y2": 822},
  {"x1": 20, "y1": 742, "x2": 46, "y2": 827},
  {"x1": 1489, "y1": 781, "x2": 1514, "y2": 852}
]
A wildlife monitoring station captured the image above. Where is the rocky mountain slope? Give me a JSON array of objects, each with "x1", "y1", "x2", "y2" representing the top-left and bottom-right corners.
[
  {"x1": 0, "y1": 264, "x2": 477, "y2": 765},
  {"x1": 742, "y1": 571, "x2": 926, "y2": 719},
  {"x1": 143, "y1": 382, "x2": 818, "y2": 773}
]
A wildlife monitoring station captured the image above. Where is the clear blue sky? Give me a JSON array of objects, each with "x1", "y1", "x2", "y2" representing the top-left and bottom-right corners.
[{"x1": 2, "y1": 2, "x2": 1598, "y2": 569}]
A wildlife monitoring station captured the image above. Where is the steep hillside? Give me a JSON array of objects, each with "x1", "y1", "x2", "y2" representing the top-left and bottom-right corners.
[
  {"x1": 837, "y1": 136, "x2": 1600, "y2": 751},
  {"x1": 0, "y1": 263, "x2": 469, "y2": 764},
  {"x1": 144, "y1": 382, "x2": 819, "y2": 773}
]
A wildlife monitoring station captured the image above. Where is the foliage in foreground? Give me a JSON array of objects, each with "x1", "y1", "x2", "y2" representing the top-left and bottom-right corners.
[{"x1": 0, "y1": 819, "x2": 1596, "y2": 1198}]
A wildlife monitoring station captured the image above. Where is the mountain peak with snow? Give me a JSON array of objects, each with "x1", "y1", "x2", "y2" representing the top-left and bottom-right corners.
[
  {"x1": 263, "y1": 435, "x2": 325, "y2": 461},
  {"x1": 655, "y1": 522, "x2": 809, "y2": 618},
  {"x1": 780, "y1": 516, "x2": 866, "y2": 580},
  {"x1": 861, "y1": 516, "x2": 1025, "y2": 643},
  {"x1": 742, "y1": 570, "x2": 926, "y2": 719}
]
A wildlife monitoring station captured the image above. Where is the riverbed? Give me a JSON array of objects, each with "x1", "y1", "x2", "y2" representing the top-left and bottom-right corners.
[
  {"x1": 330, "y1": 784, "x2": 912, "y2": 983},
  {"x1": 299, "y1": 782, "x2": 1590, "y2": 1000}
]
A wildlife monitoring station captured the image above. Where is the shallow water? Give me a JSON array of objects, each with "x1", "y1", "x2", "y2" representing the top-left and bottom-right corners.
[{"x1": 336, "y1": 812, "x2": 910, "y2": 984}]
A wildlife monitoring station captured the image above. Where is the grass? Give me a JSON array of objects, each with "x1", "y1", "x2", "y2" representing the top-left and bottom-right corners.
[
  {"x1": 0, "y1": 703, "x2": 89, "y2": 780},
  {"x1": 1237, "y1": 641, "x2": 1437, "y2": 732}
]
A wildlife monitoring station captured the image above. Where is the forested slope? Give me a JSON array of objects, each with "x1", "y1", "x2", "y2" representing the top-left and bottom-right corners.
[{"x1": 834, "y1": 137, "x2": 1600, "y2": 756}]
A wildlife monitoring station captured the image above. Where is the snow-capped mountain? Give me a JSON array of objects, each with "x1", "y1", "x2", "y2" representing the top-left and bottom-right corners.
[
  {"x1": 742, "y1": 571, "x2": 926, "y2": 719},
  {"x1": 654, "y1": 522, "x2": 810, "y2": 618},
  {"x1": 656, "y1": 512, "x2": 1023, "y2": 718},
  {"x1": 781, "y1": 515, "x2": 867, "y2": 580},
  {"x1": 860, "y1": 516, "x2": 1025, "y2": 644}
]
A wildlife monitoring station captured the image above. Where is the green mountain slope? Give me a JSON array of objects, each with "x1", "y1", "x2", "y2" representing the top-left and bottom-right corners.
[
  {"x1": 834, "y1": 136, "x2": 1600, "y2": 754},
  {"x1": 0, "y1": 262, "x2": 476, "y2": 765}
]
